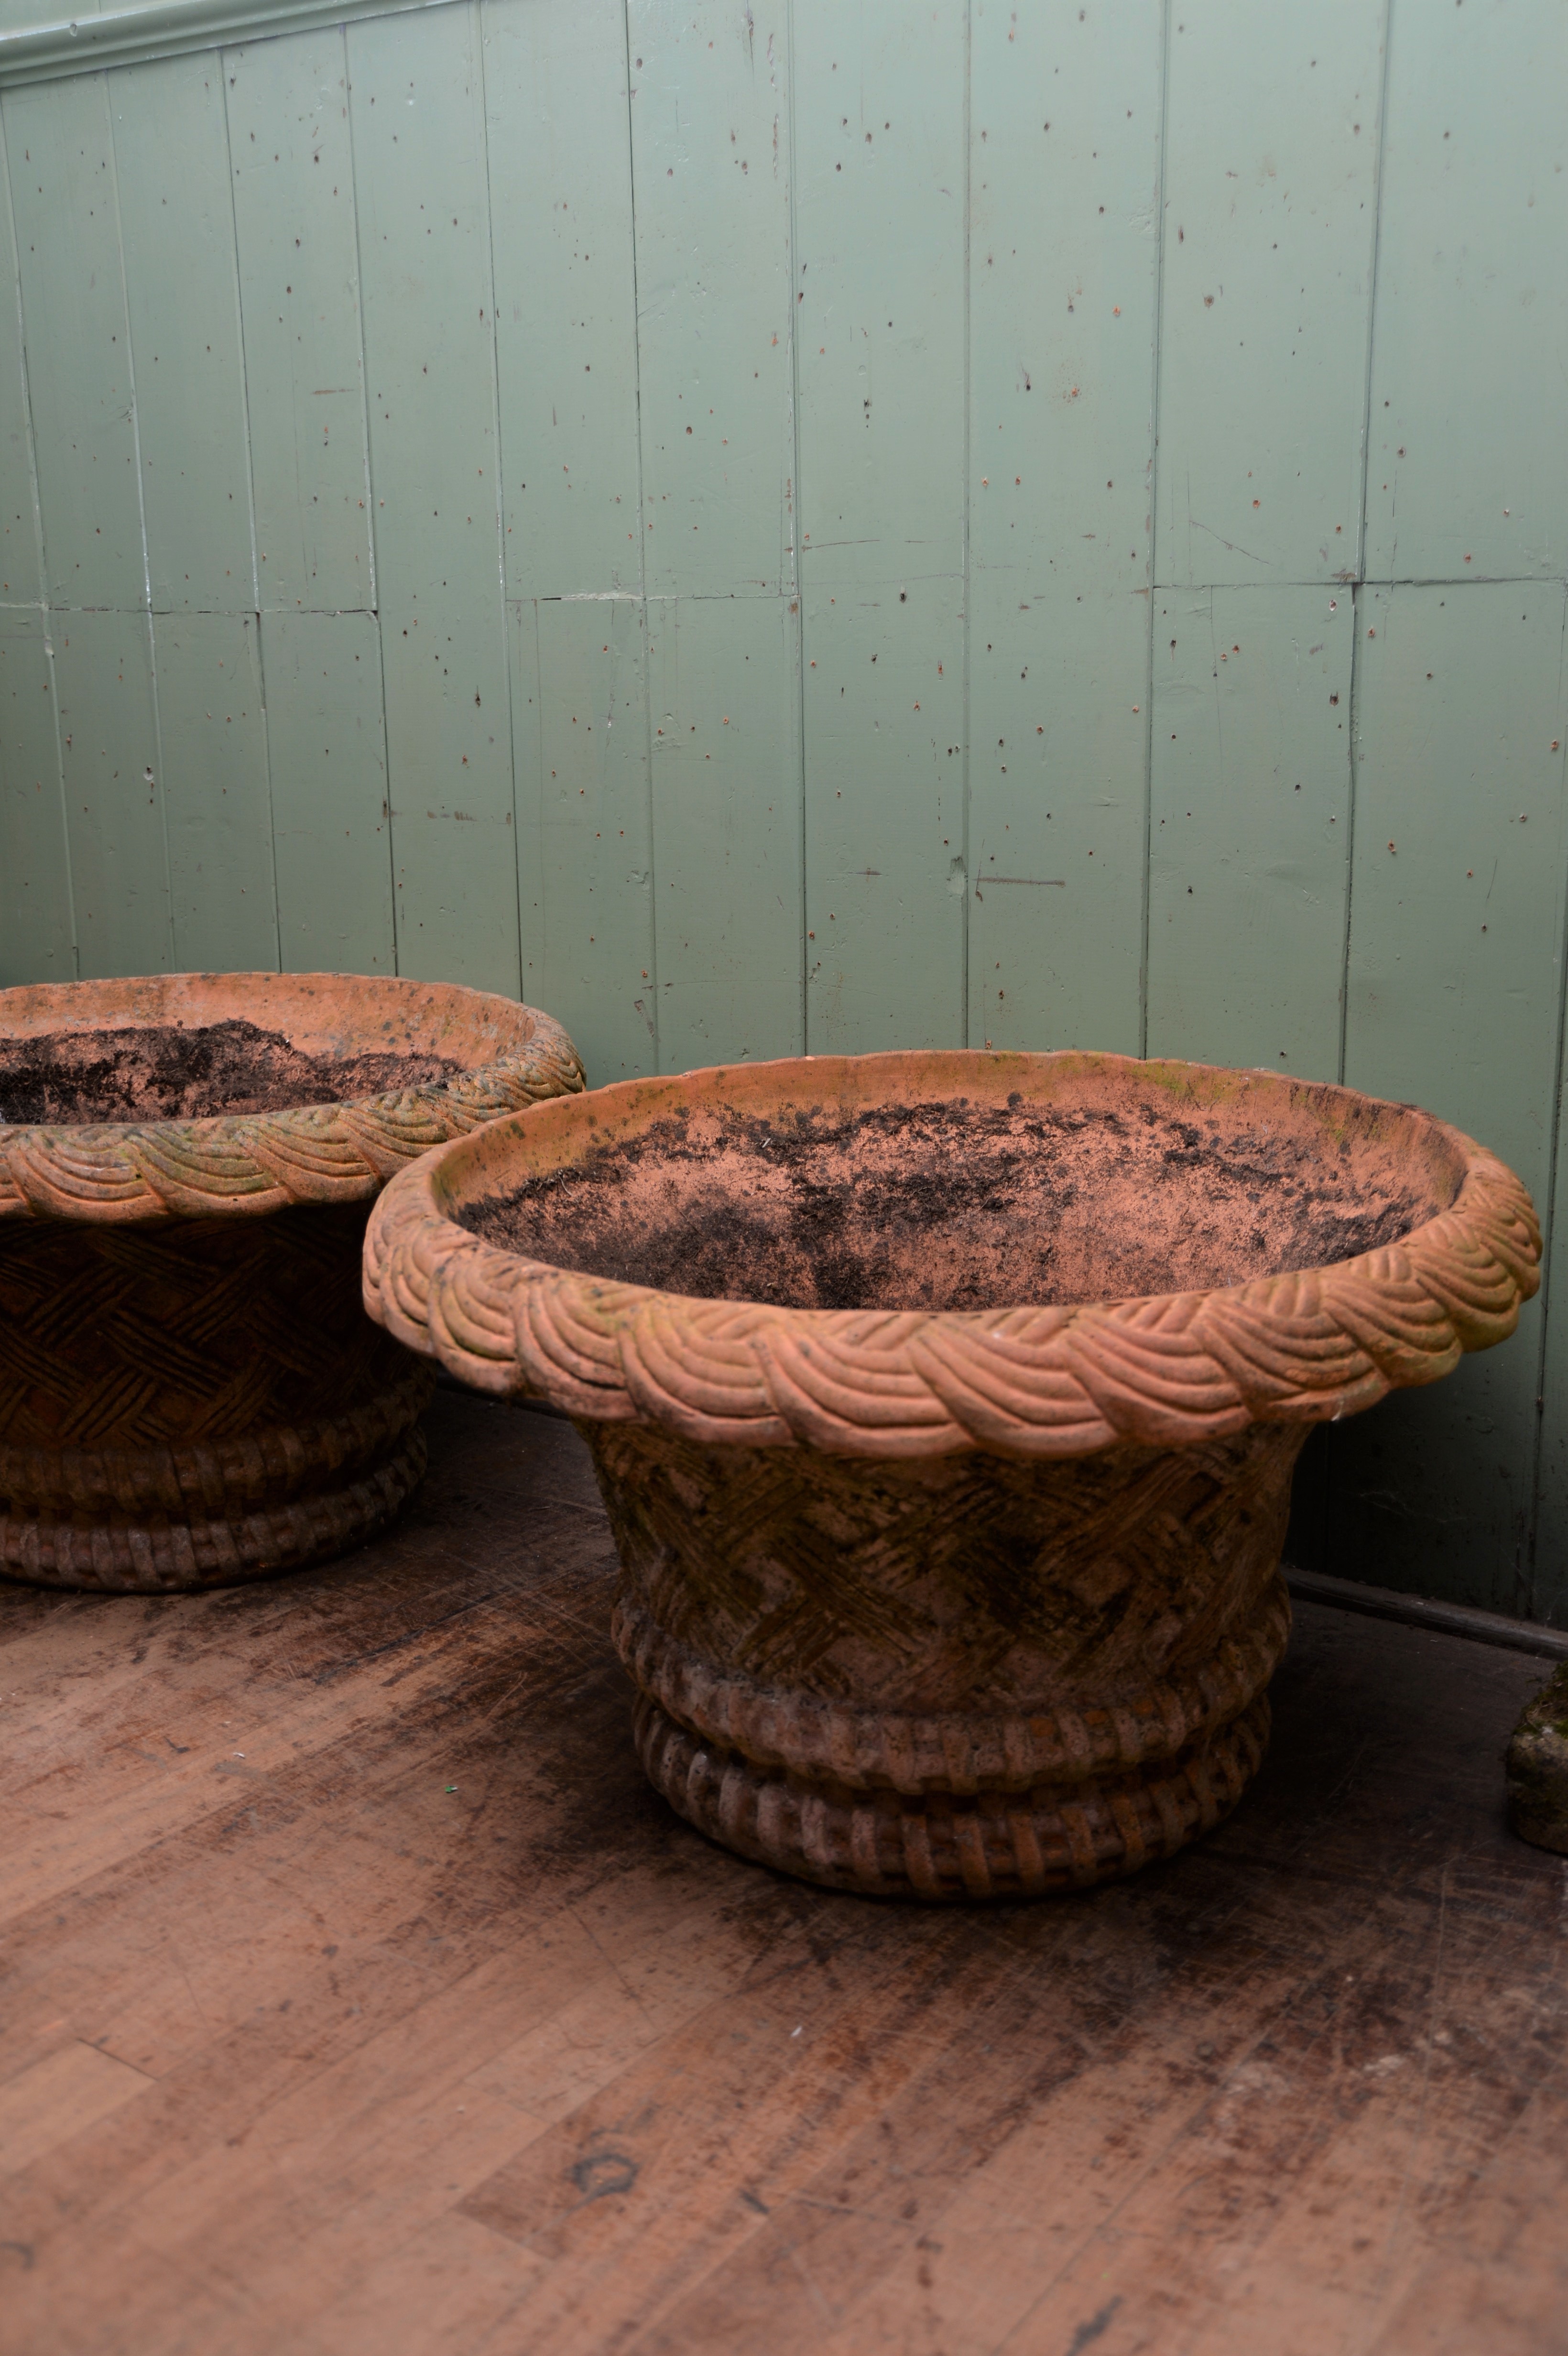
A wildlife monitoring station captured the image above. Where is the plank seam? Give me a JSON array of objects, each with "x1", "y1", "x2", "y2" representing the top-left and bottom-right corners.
[
  {"x1": 1356, "y1": 0, "x2": 1395, "y2": 589},
  {"x1": 1140, "y1": 0, "x2": 1174, "y2": 1064},
  {"x1": 0, "y1": 93, "x2": 76, "y2": 980},
  {"x1": 340, "y1": 17, "x2": 400, "y2": 975},
  {"x1": 958, "y1": 0, "x2": 971, "y2": 1048},
  {"x1": 785, "y1": 0, "x2": 808, "y2": 1059},
  {"x1": 1347, "y1": 0, "x2": 1396, "y2": 1137},
  {"x1": 17, "y1": 578, "x2": 1566, "y2": 615},
  {"x1": 1526, "y1": 583, "x2": 1568, "y2": 1619},
  {"x1": 1339, "y1": 582, "x2": 1369, "y2": 1095},
  {"x1": 472, "y1": 0, "x2": 523, "y2": 1003},
  {"x1": 621, "y1": 0, "x2": 658, "y2": 1075},
  {"x1": 103, "y1": 70, "x2": 175, "y2": 971},
  {"x1": 218, "y1": 44, "x2": 281, "y2": 970},
  {"x1": 338, "y1": 20, "x2": 378, "y2": 616},
  {"x1": 216, "y1": 46, "x2": 262, "y2": 617}
]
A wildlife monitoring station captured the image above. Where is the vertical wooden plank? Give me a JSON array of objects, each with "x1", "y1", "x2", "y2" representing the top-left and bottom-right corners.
[
  {"x1": 349, "y1": 0, "x2": 518, "y2": 993},
  {"x1": 227, "y1": 29, "x2": 375, "y2": 616},
  {"x1": 967, "y1": 0, "x2": 1161, "y2": 1056},
  {"x1": 152, "y1": 611, "x2": 277, "y2": 971},
  {"x1": 1328, "y1": 581, "x2": 1568, "y2": 1612},
  {"x1": 53, "y1": 608, "x2": 170, "y2": 978},
  {"x1": 511, "y1": 595, "x2": 655, "y2": 1084},
  {"x1": 110, "y1": 53, "x2": 257, "y2": 613},
  {"x1": 1365, "y1": 0, "x2": 1568, "y2": 583},
  {"x1": 483, "y1": 0, "x2": 641, "y2": 600},
  {"x1": 1155, "y1": 0, "x2": 1384, "y2": 588},
  {"x1": 802, "y1": 579, "x2": 966, "y2": 1055},
  {"x1": 0, "y1": 611, "x2": 73, "y2": 984},
  {"x1": 3, "y1": 75, "x2": 146, "y2": 609},
  {"x1": 1322, "y1": 1332, "x2": 1548, "y2": 1620},
  {"x1": 0, "y1": 104, "x2": 71, "y2": 986},
  {"x1": 261, "y1": 607, "x2": 393, "y2": 974},
  {"x1": 630, "y1": 0, "x2": 795, "y2": 598},
  {"x1": 968, "y1": 595, "x2": 1148, "y2": 1054},
  {"x1": 0, "y1": 103, "x2": 45, "y2": 609},
  {"x1": 1345, "y1": 588, "x2": 1564, "y2": 1234},
  {"x1": 794, "y1": 0, "x2": 967, "y2": 1051},
  {"x1": 1532, "y1": 610, "x2": 1568, "y2": 1624},
  {"x1": 793, "y1": 0, "x2": 966, "y2": 589},
  {"x1": 1535, "y1": 1065, "x2": 1568, "y2": 1626},
  {"x1": 970, "y1": 0, "x2": 1161, "y2": 611},
  {"x1": 647, "y1": 594, "x2": 802, "y2": 1069},
  {"x1": 1146, "y1": 585, "x2": 1352, "y2": 1074}
]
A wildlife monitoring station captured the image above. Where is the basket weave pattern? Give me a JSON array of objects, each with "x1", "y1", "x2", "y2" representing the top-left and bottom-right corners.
[
  {"x1": 0, "y1": 1205, "x2": 434, "y2": 1592},
  {"x1": 594, "y1": 1416, "x2": 1299, "y2": 1898}
]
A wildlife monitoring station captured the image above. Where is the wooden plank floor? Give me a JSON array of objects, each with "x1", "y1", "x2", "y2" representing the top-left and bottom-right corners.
[{"x1": 3, "y1": 1389, "x2": 1566, "y2": 2356}]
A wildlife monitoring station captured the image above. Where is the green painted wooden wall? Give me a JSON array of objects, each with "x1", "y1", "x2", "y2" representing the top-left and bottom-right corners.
[{"x1": 2, "y1": 0, "x2": 1567, "y2": 1618}]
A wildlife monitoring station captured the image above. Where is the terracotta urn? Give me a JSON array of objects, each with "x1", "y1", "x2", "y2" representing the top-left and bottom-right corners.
[
  {"x1": 363, "y1": 1051, "x2": 1538, "y2": 1900},
  {"x1": 0, "y1": 972, "x2": 582, "y2": 1593}
]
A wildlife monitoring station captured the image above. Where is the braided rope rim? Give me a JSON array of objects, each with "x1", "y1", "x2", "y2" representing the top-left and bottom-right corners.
[
  {"x1": 0, "y1": 976, "x2": 584, "y2": 1224},
  {"x1": 362, "y1": 1051, "x2": 1542, "y2": 1462}
]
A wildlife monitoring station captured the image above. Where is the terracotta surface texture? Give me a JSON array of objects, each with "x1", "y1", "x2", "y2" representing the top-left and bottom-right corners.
[
  {"x1": 363, "y1": 1051, "x2": 1541, "y2": 1897},
  {"x1": 0, "y1": 972, "x2": 583, "y2": 1592}
]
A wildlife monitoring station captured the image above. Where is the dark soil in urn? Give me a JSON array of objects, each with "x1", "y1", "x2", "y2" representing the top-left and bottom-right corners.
[
  {"x1": 465, "y1": 1096, "x2": 1449, "y2": 1313},
  {"x1": 0, "y1": 1018, "x2": 465, "y2": 1125}
]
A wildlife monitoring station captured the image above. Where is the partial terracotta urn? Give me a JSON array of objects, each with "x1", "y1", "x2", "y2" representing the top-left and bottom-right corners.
[
  {"x1": 0, "y1": 972, "x2": 582, "y2": 1592},
  {"x1": 364, "y1": 1052, "x2": 1538, "y2": 1899}
]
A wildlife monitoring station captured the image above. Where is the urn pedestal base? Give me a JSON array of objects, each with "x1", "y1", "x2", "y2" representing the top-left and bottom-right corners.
[
  {"x1": 591, "y1": 1417, "x2": 1302, "y2": 1899},
  {"x1": 631, "y1": 1685, "x2": 1273, "y2": 1901},
  {"x1": 0, "y1": 1205, "x2": 434, "y2": 1594}
]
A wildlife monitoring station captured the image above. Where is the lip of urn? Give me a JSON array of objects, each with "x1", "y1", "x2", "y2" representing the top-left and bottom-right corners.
[
  {"x1": 0, "y1": 970, "x2": 583, "y2": 1593},
  {"x1": 363, "y1": 1048, "x2": 1540, "y2": 1899}
]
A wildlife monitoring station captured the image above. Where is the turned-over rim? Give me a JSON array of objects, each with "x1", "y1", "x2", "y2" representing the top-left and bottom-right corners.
[
  {"x1": 362, "y1": 1050, "x2": 1541, "y2": 1460},
  {"x1": 0, "y1": 971, "x2": 583, "y2": 1224}
]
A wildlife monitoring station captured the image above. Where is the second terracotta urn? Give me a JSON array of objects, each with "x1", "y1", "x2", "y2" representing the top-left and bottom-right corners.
[{"x1": 0, "y1": 971, "x2": 582, "y2": 1593}]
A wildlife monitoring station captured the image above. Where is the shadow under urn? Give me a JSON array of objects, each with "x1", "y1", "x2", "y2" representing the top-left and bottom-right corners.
[
  {"x1": 365, "y1": 1051, "x2": 1539, "y2": 1900},
  {"x1": 0, "y1": 972, "x2": 583, "y2": 1592}
]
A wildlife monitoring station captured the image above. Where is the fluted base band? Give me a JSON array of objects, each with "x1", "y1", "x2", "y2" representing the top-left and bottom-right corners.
[
  {"x1": 613, "y1": 1574, "x2": 1290, "y2": 1798},
  {"x1": 0, "y1": 1203, "x2": 436, "y2": 1592},
  {"x1": 633, "y1": 1687, "x2": 1271, "y2": 1899},
  {"x1": 0, "y1": 1390, "x2": 430, "y2": 1592}
]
